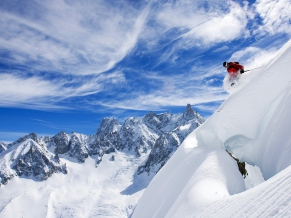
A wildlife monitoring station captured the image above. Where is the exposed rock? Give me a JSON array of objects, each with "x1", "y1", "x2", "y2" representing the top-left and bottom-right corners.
[
  {"x1": 0, "y1": 139, "x2": 67, "y2": 185},
  {"x1": 0, "y1": 159, "x2": 15, "y2": 185},
  {"x1": 96, "y1": 117, "x2": 121, "y2": 136},
  {"x1": 226, "y1": 150, "x2": 248, "y2": 178},
  {"x1": 7, "y1": 132, "x2": 39, "y2": 149},
  {"x1": 68, "y1": 133, "x2": 89, "y2": 163},
  {"x1": 88, "y1": 117, "x2": 121, "y2": 163},
  {"x1": 183, "y1": 104, "x2": 204, "y2": 123},
  {"x1": 138, "y1": 132, "x2": 180, "y2": 175},
  {"x1": 143, "y1": 111, "x2": 163, "y2": 133},
  {"x1": 52, "y1": 131, "x2": 70, "y2": 154},
  {"x1": 118, "y1": 117, "x2": 158, "y2": 155},
  {"x1": 49, "y1": 132, "x2": 89, "y2": 163},
  {"x1": 138, "y1": 105, "x2": 205, "y2": 175},
  {"x1": 110, "y1": 154, "x2": 115, "y2": 161}
]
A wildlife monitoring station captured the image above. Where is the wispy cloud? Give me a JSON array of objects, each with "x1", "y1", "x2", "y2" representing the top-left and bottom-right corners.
[
  {"x1": 230, "y1": 47, "x2": 279, "y2": 70},
  {"x1": 30, "y1": 118, "x2": 52, "y2": 124},
  {"x1": 0, "y1": 71, "x2": 125, "y2": 109},
  {"x1": 253, "y1": 0, "x2": 291, "y2": 36},
  {"x1": 86, "y1": 44, "x2": 280, "y2": 114},
  {"x1": 139, "y1": 0, "x2": 249, "y2": 60},
  {"x1": 0, "y1": 0, "x2": 150, "y2": 75},
  {"x1": 0, "y1": 0, "x2": 289, "y2": 114},
  {"x1": 90, "y1": 66, "x2": 227, "y2": 112}
]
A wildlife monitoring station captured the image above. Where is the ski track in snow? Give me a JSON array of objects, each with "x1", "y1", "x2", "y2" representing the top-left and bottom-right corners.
[{"x1": 197, "y1": 166, "x2": 291, "y2": 218}]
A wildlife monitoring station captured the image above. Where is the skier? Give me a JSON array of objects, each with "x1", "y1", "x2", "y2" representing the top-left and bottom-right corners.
[{"x1": 223, "y1": 61, "x2": 244, "y2": 77}]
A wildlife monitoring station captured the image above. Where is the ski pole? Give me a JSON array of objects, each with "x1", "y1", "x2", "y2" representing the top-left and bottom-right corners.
[{"x1": 244, "y1": 66, "x2": 266, "y2": 72}]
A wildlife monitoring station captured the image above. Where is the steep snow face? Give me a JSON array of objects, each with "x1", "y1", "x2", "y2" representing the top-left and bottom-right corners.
[
  {"x1": 133, "y1": 146, "x2": 245, "y2": 218},
  {"x1": 133, "y1": 39, "x2": 291, "y2": 218},
  {"x1": 197, "y1": 39, "x2": 291, "y2": 179}
]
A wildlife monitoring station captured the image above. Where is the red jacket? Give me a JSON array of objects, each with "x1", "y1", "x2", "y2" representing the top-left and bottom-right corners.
[{"x1": 227, "y1": 62, "x2": 244, "y2": 76}]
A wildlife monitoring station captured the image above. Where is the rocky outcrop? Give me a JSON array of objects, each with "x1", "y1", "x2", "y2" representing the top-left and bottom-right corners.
[
  {"x1": 118, "y1": 117, "x2": 158, "y2": 156},
  {"x1": 96, "y1": 117, "x2": 121, "y2": 136},
  {"x1": 89, "y1": 117, "x2": 120, "y2": 156},
  {"x1": 6, "y1": 132, "x2": 38, "y2": 149},
  {"x1": 68, "y1": 133, "x2": 89, "y2": 163},
  {"x1": 138, "y1": 105, "x2": 205, "y2": 175},
  {"x1": 226, "y1": 150, "x2": 248, "y2": 178},
  {"x1": 52, "y1": 131, "x2": 71, "y2": 154},
  {"x1": 138, "y1": 132, "x2": 180, "y2": 174},
  {"x1": 0, "y1": 138, "x2": 67, "y2": 185},
  {"x1": 48, "y1": 132, "x2": 89, "y2": 163}
]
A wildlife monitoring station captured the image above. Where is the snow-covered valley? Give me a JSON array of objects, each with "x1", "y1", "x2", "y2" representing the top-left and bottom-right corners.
[{"x1": 0, "y1": 153, "x2": 147, "y2": 217}]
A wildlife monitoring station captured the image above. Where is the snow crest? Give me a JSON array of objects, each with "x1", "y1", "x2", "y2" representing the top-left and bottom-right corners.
[{"x1": 133, "y1": 39, "x2": 291, "y2": 218}]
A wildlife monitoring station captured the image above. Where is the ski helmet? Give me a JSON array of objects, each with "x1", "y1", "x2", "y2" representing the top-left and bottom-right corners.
[{"x1": 223, "y1": 61, "x2": 227, "y2": 67}]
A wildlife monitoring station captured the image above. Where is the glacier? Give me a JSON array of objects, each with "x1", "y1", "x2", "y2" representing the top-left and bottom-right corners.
[{"x1": 132, "y1": 39, "x2": 291, "y2": 218}]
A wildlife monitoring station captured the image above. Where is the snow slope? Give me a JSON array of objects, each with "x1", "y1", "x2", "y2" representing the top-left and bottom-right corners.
[{"x1": 132, "y1": 39, "x2": 291, "y2": 218}]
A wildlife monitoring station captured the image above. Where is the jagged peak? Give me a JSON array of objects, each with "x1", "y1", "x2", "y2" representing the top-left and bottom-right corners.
[
  {"x1": 52, "y1": 131, "x2": 70, "y2": 142},
  {"x1": 7, "y1": 132, "x2": 38, "y2": 149},
  {"x1": 123, "y1": 117, "x2": 139, "y2": 127},
  {"x1": 183, "y1": 104, "x2": 197, "y2": 120},
  {"x1": 11, "y1": 139, "x2": 42, "y2": 159},
  {"x1": 144, "y1": 111, "x2": 158, "y2": 118},
  {"x1": 96, "y1": 117, "x2": 121, "y2": 135},
  {"x1": 0, "y1": 137, "x2": 67, "y2": 185},
  {"x1": 143, "y1": 111, "x2": 162, "y2": 128},
  {"x1": 55, "y1": 130, "x2": 68, "y2": 136}
]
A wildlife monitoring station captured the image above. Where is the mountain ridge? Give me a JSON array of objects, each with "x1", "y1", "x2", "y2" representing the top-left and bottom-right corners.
[{"x1": 0, "y1": 104, "x2": 204, "y2": 187}]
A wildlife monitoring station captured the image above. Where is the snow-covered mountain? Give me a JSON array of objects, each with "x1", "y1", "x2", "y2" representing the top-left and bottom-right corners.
[
  {"x1": 132, "y1": 39, "x2": 291, "y2": 218},
  {"x1": 138, "y1": 105, "x2": 204, "y2": 175},
  {"x1": 0, "y1": 105, "x2": 204, "y2": 217}
]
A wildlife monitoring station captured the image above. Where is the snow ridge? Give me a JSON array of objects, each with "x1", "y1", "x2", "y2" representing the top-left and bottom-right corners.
[{"x1": 132, "y1": 39, "x2": 291, "y2": 218}]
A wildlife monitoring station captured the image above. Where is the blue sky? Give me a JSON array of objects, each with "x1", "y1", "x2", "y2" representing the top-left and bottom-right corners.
[{"x1": 1, "y1": 0, "x2": 291, "y2": 143}]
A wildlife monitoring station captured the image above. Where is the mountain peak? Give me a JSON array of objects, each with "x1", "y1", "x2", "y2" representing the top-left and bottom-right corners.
[
  {"x1": 6, "y1": 132, "x2": 38, "y2": 150},
  {"x1": 183, "y1": 104, "x2": 196, "y2": 120},
  {"x1": 96, "y1": 117, "x2": 121, "y2": 136}
]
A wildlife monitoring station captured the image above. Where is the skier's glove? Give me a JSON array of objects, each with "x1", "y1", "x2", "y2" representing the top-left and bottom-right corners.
[{"x1": 240, "y1": 69, "x2": 244, "y2": 74}]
